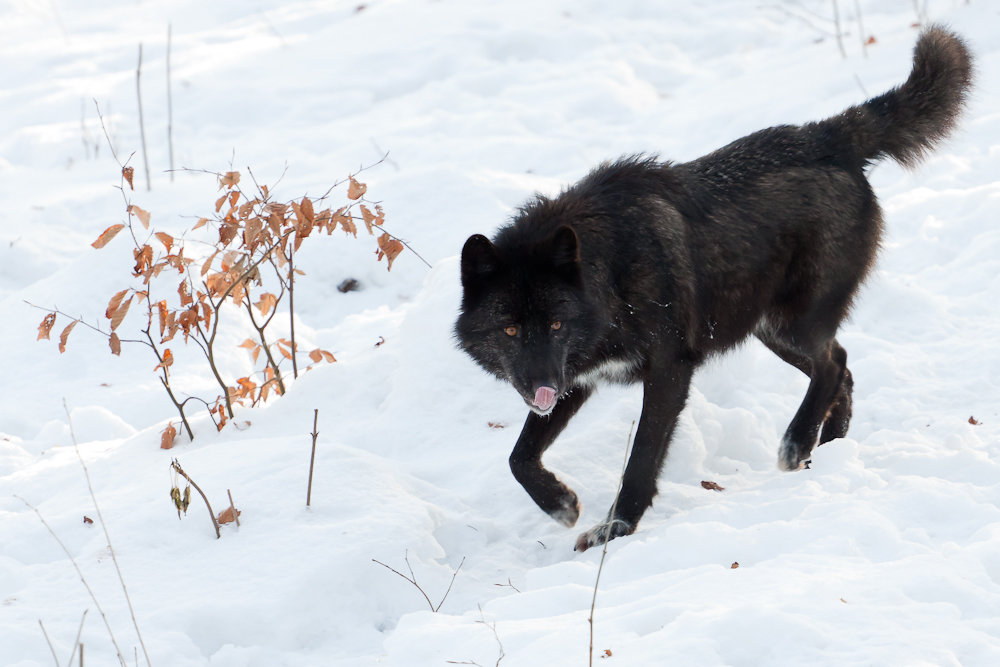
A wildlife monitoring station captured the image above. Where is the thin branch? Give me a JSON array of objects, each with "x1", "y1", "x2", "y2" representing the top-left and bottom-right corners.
[
  {"x1": 15, "y1": 496, "x2": 128, "y2": 667},
  {"x1": 65, "y1": 401, "x2": 152, "y2": 667},
  {"x1": 853, "y1": 0, "x2": 867, "y2": 58},
  {"x1": 39, "y1": 620, "x2": 59, "y2": 667},
  {"x1": 94, "y1": 100, "x2": 121, "y2": 167},
  {"x1": 370, "y1": 223, "x2": 433, "y2": 269},
  {"x1": 307, "y1": 409, "x2": 318, "y2": 507},
  {"x1": 24, "y1": 302, "x2": 149, "y2": 347},
  {"x1": 372, "y1": 551, "x2": 465, "y2": 613},
  {"x1": 66, "y1": 609, "x2": 89, "y2": 667},
  {"x1": 170, "y1": 460, "x2": 221, "y2": 539},
  {"x1": 589, "y1": 421, "x2": 635, "y2": 667},
  {"x1": 136, "y1": 44, "x2": 151, "y2": 190},
  {"x1": 167, "y1": 25, "x2": 175, "y2": 181},
  {"x1": 227, "y1": 490, "x2": 240, "y2": 528},
  {"x1": 447, "y1": 605, "x2": 505, "y2": 667},
  {"x1": 831, "y1": 0, "x2": 847, "y2": 59}
]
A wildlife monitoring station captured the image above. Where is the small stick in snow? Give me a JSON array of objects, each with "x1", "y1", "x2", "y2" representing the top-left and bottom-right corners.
[
  {"x1": 307, "y1": 409, "x2": 318, "y2": 507},
  {"x1": 16, "y1": 496, "x2": 127, "y2": 667},
  {"x1": 170, "y1": 459, "x2": 221, "y2": 539},
  {"x1": 67, "y1": 609, "x2": 89, "y2": 667},
  {"x1": 446, "y1": 604, "x2": 505, "y2": 667},
  {"x1": 372, "y1": 551, "x2": 465, "y2": 612},
  {"x1": 167, "y1": 24, "x2": 175, "y2": 181},
  {"x1": 65, "y1": 400, "x2": 152, "y2": 667},
  {"x1": 227, "y1": 489, "x2": 240, "y2": 527},
  {"x1": 831, "y1": 0, "x2": 847, "y2": 59},
  {"x1": 136, "y1": 44, "x2": 151, "y2": 190},
  {"x1": 853, "y1": 0, "x2": 868, "y2": 58},
  {"x1": 588, "y1": 421, "x2": 635, "y2": 667},
  {"x1": 39, "y1": 619, "x2": 59, "y2": 667}
]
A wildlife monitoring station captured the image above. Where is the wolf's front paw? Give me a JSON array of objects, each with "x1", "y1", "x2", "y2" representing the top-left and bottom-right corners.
[
  {"x1": 574, "y1": 518, "x2": 634, "y2": 552},
  {"x1": 550, "y1": 490, "x2": 582, "y2": 528}
]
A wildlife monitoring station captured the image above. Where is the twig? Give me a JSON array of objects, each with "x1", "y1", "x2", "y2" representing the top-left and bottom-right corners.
[
  {"x1": 227, "y1": 490, "x2": 240, "y2": 528},
  {"x1": 67, "y1": 609, "x2": 89, "y2": 667},
  {"x1": 853, "y1": 0, "x2": 867, "y2": 58},
  {"x1": 588, "y1": 421, "x2": 635, "y2": 667},
  {"x1": 39, "y1": 620, "x2": 59, "y2": 667},
  {"x1": 167, "y1": 24, "x2": 175, "y2": 181},
  {"x1": 446, "y1": 604, "x2": 505, "y2": 667},
  {"x1": 853, "y1": 74, "x2": 868, "y2": 98},
  {"x1": 370, "y1": 223, "x2": 433, "y2": 269},
  {"x1": 16, "y1": 496, "x2": 127, "y2": 667},
  {"x1": 372, "y1": 551, "x2": 465, "y2": 612},
  {"x1": 287, "y1": 243, "x2": 298, "y2": 379},
  {"x1": 169, "y1": 460, "x2": 221, "y2": 539},
  {"x1": 65, "y1": 401, "x2": 152, "y2": 667},
  {"x1": 831, "y1": 0, "x2": 847, "y2": 58},
  {"x1": 136, "y1": 45, "x2": 151, "y2": 191},
  {"x1": 493, "y1": 578, "x2": 520, "y2": 593},
  {"x1": 307, "y1": 409, "x2": 318, "y2": 507}
]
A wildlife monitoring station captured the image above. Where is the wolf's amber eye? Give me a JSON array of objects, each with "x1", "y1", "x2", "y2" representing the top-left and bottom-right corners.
[
  {"x1": 551, "y1": 321, "x2": 562, "y2": 331},
  {"x1": 504, "y1": 326, "x2": 517, "y2": 336}
]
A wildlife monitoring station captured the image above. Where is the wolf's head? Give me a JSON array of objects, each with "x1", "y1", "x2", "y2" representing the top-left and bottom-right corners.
[{"x1": 455, "y1": 225, "x2": 597, "y2": 416}]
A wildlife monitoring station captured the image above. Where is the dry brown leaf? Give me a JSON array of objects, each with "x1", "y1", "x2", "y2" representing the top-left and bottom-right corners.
[
  {"x1": 360, "y1": 204, "x2": 376, "y2": 235},
  {"x1": 110, "y1": 295, "x2": 133, "y2": 331},
  {"x1": 133, "y1": 245, "x2": 153, "y2": 275},
  {"x1": 106, "y1": 289, "x2": 129, "y2": 320},
  {"x1": 178, "y1": 281, "x2": 193, "y2": 307},
  {"x1": 83, "y1": 516, "x2": 94, "y2": 524},
  {"x1": 701, "y1": 481, "x2": 725, "y2": 491},
  {"x1": 109, "y1": 332, "x2": 121, "y2": 356},
  {"x1": 602, "y1": 649, "x2": 612, "y2": 658},
  {"x1": 216, "y1": 402, "x2": 228, "y2": 431},
  {"x1": 347, "y1": 176, "x2": 367, "y2": 200},
  {"x1": 122, "y1": 166, "x2": 135, "y2": 190},
  {"x1": 238, "y1": 338, "x2": 257, "y2": 349},
  {"x1": 160, "y1": 422, "x2": 177, "y2": 450},
  {"x1": 217, "y1": 506, "x2": 241, "y2": 524},
  {"x1": 251, "y1": 345, "x2": 261, "y2": 364},
  {"x1": 201, "y1": 250, "x2": 220, "y2": 277},
  {"x1": 320, "y1": 350, "x2": 335, "y2": 363},
  {"x1": 308, "y1": 349, "x2": 322, "y2": 363},
  {"x1": 219, "y1": 171, "x2": 240, "y2": 190},
  {"x1": 866, "y1": 36, "x2": 877, "y2": 45},
  {"x1": 154, "y1": 232, "x2": 174, "y2": 253},
  {"x1": 215, "y1": 194, "x2": 228, "y2": 213},
  {"x1": 128, "y1": 205, "x2": 151, "y2": 229},
  {"x1": 154, "y1": 348, "x2": 174, "y2": 372},
  {"x1": 969, "y1": 416, "x2": 980, "y2": 425},
  {"x1": 92, "y1": 224, "x2": 126, "y2": 249},
  {"x1": 377, "y1": 233, "x2": 404, "y2": 271},
  {"x1": 840, "y1": 598, "x2": 848, "y2": 603},
  {"x1": 193, "y1": 217, "x2": 210, "y2": 231},
  {"x1": 488, "y1": 422, "x2": 505, "y2": 429},
  {"x1": 731, "y1": 562, "x2": 739, "y2": 569},
  {"x1": 300, "y1": 197, "x2": 314, "y2": 223},
  {"x1": 254, "y1": 292, "x2": 277, "y2": 317},
  {"x1": 58, "y1": 320, "x2": 79, "y2": 353}
]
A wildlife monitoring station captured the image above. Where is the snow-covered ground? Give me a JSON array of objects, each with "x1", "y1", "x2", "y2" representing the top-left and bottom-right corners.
[{"x1": 2, "y1": 0, "x2": 999, "y2": 665}]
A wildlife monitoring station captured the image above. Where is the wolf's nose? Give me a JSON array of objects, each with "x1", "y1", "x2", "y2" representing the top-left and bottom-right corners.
[{"x1": 533, "y1": 386, "x2": 557, "y2": 411}]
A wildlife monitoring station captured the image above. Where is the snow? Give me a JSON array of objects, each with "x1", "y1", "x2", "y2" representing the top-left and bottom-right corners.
[{"x1": 2, "y1": 0, "x2": 999, "y2": 665}]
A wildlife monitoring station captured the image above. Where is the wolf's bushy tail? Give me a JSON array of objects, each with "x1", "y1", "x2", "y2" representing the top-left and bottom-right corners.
[{"x1": 835, "y1": 26, "x2": 972, "y2": 168}]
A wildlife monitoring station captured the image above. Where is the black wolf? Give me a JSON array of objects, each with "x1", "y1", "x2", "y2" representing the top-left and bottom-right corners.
[{"x1": 455, "y1": 27, "x2": 972, "y2": 551}]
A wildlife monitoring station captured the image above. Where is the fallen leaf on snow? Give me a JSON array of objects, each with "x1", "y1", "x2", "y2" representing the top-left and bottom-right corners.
[{"x1": 701, "y1": 480, "x2": 724, "y2": 491}]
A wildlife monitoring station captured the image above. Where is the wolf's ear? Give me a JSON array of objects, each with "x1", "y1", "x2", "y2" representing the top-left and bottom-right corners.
[
  {"x1": 461, "y1": 234, "x2": 499, "y2": 287},
  {"x1": 551, "y1": 226, "x2": 580, "y2": 278}
]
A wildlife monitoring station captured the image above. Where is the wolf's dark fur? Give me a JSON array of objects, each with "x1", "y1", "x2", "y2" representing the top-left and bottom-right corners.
[{"x1": 455, "y1": 27, "x2": 972, "y2": 551}]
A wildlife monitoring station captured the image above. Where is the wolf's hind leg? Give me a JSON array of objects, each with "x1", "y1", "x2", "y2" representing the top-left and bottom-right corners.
[
  {"x1": 510, "y1": 385, "x2": 593, "y2": 528},
  {"x1": 757, "y1": 333, "x2": 853, "y2": 465}
]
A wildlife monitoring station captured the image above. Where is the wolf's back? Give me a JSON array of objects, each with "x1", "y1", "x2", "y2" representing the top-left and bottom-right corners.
[{"x1": 829, "y1": 26, "x2": 972, "y2": 168}]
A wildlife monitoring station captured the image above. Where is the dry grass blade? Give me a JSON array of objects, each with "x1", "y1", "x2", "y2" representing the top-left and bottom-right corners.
[
  {"x1": 16, "y1": 496, "x2": 127, "y2": 667},
  {"x1": 588, "y1": 420, "x2": 635, "y2": 667},
  {"x1": 64, "y1": 400, "x2": 152, "y2": 667}
]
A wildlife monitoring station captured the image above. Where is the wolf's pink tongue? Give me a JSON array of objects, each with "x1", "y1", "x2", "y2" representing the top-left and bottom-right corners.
[{"x1": 533, "y1": 386, "x2": 557, "y2": 411}]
